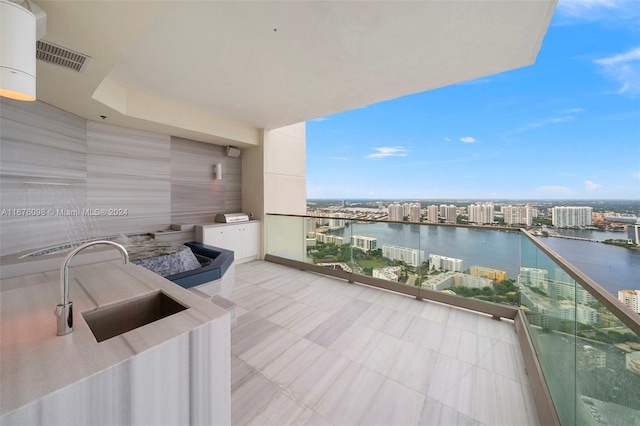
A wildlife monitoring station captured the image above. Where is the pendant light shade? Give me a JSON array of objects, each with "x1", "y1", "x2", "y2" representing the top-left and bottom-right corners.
[{"x1": 0, "y1": 0, "x2": 37, "y2": 101}]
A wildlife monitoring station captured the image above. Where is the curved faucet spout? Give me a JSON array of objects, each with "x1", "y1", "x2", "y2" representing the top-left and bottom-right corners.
[{"x1": 56, "y1": 240, "x2": 129, "y2": 336}]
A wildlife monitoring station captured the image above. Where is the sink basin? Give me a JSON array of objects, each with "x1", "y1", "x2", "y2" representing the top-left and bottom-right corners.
[{"x1": 82, "y1": 291, "x2": 188, "y2": 342}]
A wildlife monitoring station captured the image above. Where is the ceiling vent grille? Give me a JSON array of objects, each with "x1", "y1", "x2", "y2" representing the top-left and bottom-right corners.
[{"x1": 36, "y1": 40, "x2": 91, "y2": 73}]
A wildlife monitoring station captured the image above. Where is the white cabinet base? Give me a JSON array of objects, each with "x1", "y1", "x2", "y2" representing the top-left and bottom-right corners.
[{"x1": 195, "y1": 221, "x2": 260, "y2": 264}]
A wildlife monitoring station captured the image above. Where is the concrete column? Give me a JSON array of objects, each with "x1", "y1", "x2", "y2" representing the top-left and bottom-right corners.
[{"x1": 242, "y1": 122, "x2": 306, "y2": 258}]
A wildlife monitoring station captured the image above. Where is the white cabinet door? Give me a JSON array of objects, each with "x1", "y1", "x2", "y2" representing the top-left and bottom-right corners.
[
  {"x1": 224, "y1": 224, "x2": 243, "y2": 258},
  {"x1": 203, "y1": 226, "x2": 225, "y2": 247},
  {"x1": 240, "y1": 221, "x2": 260, "y2": 258}
]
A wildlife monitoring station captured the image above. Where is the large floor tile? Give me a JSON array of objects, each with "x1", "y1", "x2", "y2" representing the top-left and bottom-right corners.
[
  {"x1": 287, "y1": 350, "x2": 351, "y2": 408},
  {"x1": 388, "y1": 340, "x2": 438, "y2": 394},
  {"x1": 419, "y1": 397, "x2": 479, "y2": 426},
  {"x1": 361, "y1": 378, "x2": 425, "y2": 426},
  {"x1": 328, "y1": 321, "x2": 384, "y2": 363},
  {"x1": 248, "y1": 391, "x2": 315, "y2": 426},
  {"x1": 262, "y1": 338, "x2": 325, "y2": 387},
  {"x1": 238, "y1": 328, "x2": 300, "y2": 371},
  {"x1": 231, "y1": 373, "x2": 280, "y2": 425},
  {"x1": 315, "y1": 363, "x2": 386, "y2": 425},
  {"x1": 304, "y1": 314, "x2": 353, "y2": 348}
]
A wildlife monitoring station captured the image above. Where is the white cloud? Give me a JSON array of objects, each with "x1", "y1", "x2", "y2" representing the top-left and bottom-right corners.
[
  {"x1": 633, "y1": 171, "x2": 640, "y2": 180},
  {"x1": 559, "y1": 0, "x2": 618, "y2": 14},
  {"x1": 509, "y1": 115, "x2": 574, "y2": 134},
  {"x1": 595, "y1": 47, "x2": 640, "y2": 96},
  {"x1": 444, "y1": 137, "x2": 451, "y2": 142},
  {"x1": 460, "y1": 136, "x2": 477, "y2": 143},
  {"x1": 556, "y1": 0, "x2": 640, "y2": 23},
  {"x1": 365, "y1": 146, "x2": 409, "y2": 159},
  {"x1": 563, "y1": 107, "x2": 585, "y2": 113},
  {"x1": 329, "y1": 157, "x2": 347, "y2": 161},
  {"x1": 536, "y1": 185, "x2": 573, "y2": 194},
  {"x1": 585, "y1": 180, "x2": 603, "y2": 191}
]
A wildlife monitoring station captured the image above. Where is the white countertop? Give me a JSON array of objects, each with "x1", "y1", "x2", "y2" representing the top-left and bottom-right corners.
[{"x1": 0, "y1": 260, "x2": 228, "y2": 416}]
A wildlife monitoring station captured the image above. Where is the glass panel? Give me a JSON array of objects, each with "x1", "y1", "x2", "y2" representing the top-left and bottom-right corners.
[
  {"x1": 348, "y1": 220, "x2": 423, "y2": 291},
  {"x1": 305, "y1": 216, "x2": 354, "y2": 272},
  {"x1": 521, "y1": 234, "x2": 640, "y2": 425},
  {"x1": 270, "y1": 214, "x2": 524, "y2": 307},
  {"x1": 419, "y1": 226, "x2": 522, "y2": 305},
  {"x1": 521, "y1": 235, "x2": 577, "y2": 425},
  {"x1": 575, "y1": 297, "x2": 640, "y2": 425},
  {"x1": 306, "y1": 216, "x2": 523, "y2": 303},
  {"x1": 265, "y1": 214, "x2": 306, "y2": 261}
]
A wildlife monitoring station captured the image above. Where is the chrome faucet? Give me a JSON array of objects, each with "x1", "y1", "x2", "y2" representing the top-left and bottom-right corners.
[{"x1": 55, "y1": 240, "x2": 129, "y2": 336}]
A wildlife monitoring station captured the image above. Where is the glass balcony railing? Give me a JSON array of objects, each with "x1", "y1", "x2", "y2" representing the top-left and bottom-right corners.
[
  {"x1": 264, "y1": 213, "x2": 640, "y2": 425},
  {"x1": 521, "y1": 234, "x2": 640, "y2": 425}
]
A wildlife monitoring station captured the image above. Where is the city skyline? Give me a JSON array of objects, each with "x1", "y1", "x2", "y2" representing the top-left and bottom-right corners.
[{"x1": 307, "y1": 0, "x2": 640, "y2": 200}]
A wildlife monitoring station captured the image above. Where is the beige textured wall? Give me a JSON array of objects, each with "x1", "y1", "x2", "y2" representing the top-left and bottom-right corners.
[
  {"x1": 242, "y1": 123, "x2": 306, "y2": 259},
  {"x1": 263, "y1": 122, "x2": 306, "y2": 215},
  {"x1": 0, "y1": 99, "x2": 241, "y2": 256}
]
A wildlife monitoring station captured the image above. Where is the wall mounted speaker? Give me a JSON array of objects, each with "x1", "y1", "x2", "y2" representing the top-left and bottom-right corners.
[{"x1": 226, "y1": 146, "x2": 241, "y2": 158}]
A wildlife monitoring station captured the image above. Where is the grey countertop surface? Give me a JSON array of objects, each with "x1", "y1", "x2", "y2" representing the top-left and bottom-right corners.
[{"x1": 0, "y1": 260, "x2": 228, "y2": 416}]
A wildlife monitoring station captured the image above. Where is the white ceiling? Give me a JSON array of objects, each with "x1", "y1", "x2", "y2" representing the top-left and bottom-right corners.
[{"x1": 33, "y1": 0, "x2": 557, "y2": 147}]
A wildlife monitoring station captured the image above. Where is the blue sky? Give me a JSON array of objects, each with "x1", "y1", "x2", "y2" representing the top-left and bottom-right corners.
[{"x1": 307, "y1": 0, "x2": 640, "y2": 200}]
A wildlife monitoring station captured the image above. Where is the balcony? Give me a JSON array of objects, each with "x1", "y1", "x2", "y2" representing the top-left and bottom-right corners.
[
  {"x1": 232, "y1": 260, "x2": 536, "y2": 425},
  {"x1": 227, "y1": 214, "x2": 640, "y2": 425}
]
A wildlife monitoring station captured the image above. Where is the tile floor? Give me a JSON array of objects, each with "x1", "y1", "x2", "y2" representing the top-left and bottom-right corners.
[{"x1": 230, "y1": 261, "x2": 540, "y2": 426}]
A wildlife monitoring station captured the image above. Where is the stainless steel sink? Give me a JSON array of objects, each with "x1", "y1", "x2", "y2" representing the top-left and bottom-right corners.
[{"x1": 82, "y1": 291, "x2": 188, "y2": 342}]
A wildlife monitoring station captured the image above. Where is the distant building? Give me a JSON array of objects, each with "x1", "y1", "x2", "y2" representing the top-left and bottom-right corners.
[
  {"x1": 408, "y1": 203, "x2": 421, "y2": 222},
  {"x1": 502, "y1": 205, "x2": 534, "y2": 226},
  {"x1": 306, "y1": 218, "x2": 317, "y2": 233},
  {"x1": 316, "y1": 262, "x2": 352, "y2": 273},
  {"x1": 423, "y1": 271, "x2": 456, "y2": 291},
  {"x1": 618, "y1": 289, "x2": 640, "y2": 313},
  {"x1": 403, "y1": 203, "x2": 411, "y2": 218},
  {"x1": 455, "y1": 274, "x2": 493, "y2": 289},
  {"x1": 578, "y1": 345, "x2": 606, "y2": 370},
  {"x1": 426, "y1": 205, "x2": 439, "y2": 223},
  {"x1": 327, "y1": 218, "x2": 346, "y2": 227},
  {"x1": 429, "y1": 254, "x2": 463, "y2": 272},
  {"x1": 519, "y1": 267, "x2": 549, "y2": 289},
  {"x1": 549, "y1": 280, "x2": 595, "y2": 305},
  {"x1": 557, "y1": 301, "x2": 598, "y2": 325},
  {"x1": 440, "y1": 205, "x2": 457, "y2": 224},
  {"x1": 627, "y1": 352, "x2": 640, "y2": 375},
  {"x1": 423, "y1": 272, "x2": 491, "y2": 291},
  {"x1": 552, "y1": 206, "x2": 593, "y2": 228},
  {"x1": 469, "y1": 266, "x2": 507, "y2": 282},
  {"x1": 351, "y1": 235, "x2": 377, "y2": 251},
  {"x1": 373, "y1": 266, "x2": 402, "y2": 282},
  {"x1": 382, "y1": 244, "x2": 424, "y2": 267},
  {"x1": 316, "y1": 233, "x2": 344, "y2": 245},
  {"x1": 468, "y1": 203, "x2": 494, "y2": 224},
  {"x1": 388, "y1": 203, "x2": 403, "y2": 222},
  {"x1": 628, "y1": 225, "x2": 640, "y2": 245}
]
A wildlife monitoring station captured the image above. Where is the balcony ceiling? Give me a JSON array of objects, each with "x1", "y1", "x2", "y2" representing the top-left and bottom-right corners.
[{"x1": 33, "y1": 0, "x2": 556, "y2": 146}]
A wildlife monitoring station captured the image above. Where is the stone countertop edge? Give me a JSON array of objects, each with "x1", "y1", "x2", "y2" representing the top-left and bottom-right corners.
[
  {"x1": 0, "y1": 260, "x2": 229, "y2": 416},
  {"x1": 196, "y1": 219, "x2": 260, "y2": 227}
]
